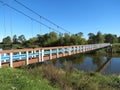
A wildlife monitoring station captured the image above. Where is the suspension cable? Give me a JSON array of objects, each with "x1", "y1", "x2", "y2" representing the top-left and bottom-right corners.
[
  {"x1": 13, "y1": 0, "x2": 71, "y2": 34},
  {"x1": 31, "y1": 19, "x2": 33, "y2": 38},
  {"x1": 0, "y1": 1, "x2": 61, "y2": 34},
  {"x1": 3, "y1": 4, "x2": 6, "y2": 38},
  {"x1": 9, "y1": 7, "x2": 13, "y2": 49}
]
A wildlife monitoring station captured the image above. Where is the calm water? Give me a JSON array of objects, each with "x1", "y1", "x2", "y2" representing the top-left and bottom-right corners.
[{"x1": 51, "y1": 53, "x2": 120, "y2": 75}]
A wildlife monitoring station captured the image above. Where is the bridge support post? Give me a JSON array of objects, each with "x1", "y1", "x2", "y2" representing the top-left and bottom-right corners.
[
  {"x1": 31, "y1": 51, "x2": 33, "y2": 58},
  {"x1": 73, "y1": 47, "x2": 75, "y2": 54},
  {"x1": 19, "y1": 52, "x2": 21, "y2": 60},
  {"x1": 3, "y1": 53, "x2": 6, "y2": 62},
  {"x1": 50, "y1": 49, "x2": 52, "y2": 60},
  {"x1": 77, "y1": 46, "x2": 79, "y2": 53},
  {"x1": 62, "y1": 48, "x2": 65, "y2": 56},
  {"x1": 33, "y1": 50, "x2": 36, "y2": 57},
  {"x1": 0, "y1": 54, "x2": 1, "y2": 68},
  {"x1": 38, "y1": 50, "x2": 41, "y2": 62},
  {"x1": 26, "y1": 51, "x2": 29, "y2": 65},
  {"x1": 82, "y1": 46, "x2": 84, "y2": 52},
  {"x1": 56, "y1": 48, "x2": 59, "y2": 58},
  {"x1": 41, "y1": 49, "x2": 44, "y2": 61},
  {"x1": 10, "y1": 52, "x2": 13, "y2": 67},
  {"x1": 69, "y1": 48, "x2": 71, "y2": 55}
]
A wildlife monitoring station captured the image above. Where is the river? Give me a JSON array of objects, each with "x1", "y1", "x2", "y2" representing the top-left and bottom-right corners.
[{"x1": 48, "y1": 53, "x2": 120, "y2": 75}]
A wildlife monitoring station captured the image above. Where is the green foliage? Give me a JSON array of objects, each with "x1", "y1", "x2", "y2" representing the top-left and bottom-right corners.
[
  {"x1": 112, "y1": 43, "x2": 120, "y2": 53},
  {"x1": 1, "y1": 31, "x2": 120, "y2": 50},
  {"x1": 104, "y1": 34, "x2": 118, "y2": 43},
  {"x1": 1, "y1": 31, "x2": 87, "y2": 50}
]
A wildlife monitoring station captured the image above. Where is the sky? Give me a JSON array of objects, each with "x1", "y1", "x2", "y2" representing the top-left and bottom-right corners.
[{"x1": 0, "y1": 0, "x2": 120, "y2": 41}]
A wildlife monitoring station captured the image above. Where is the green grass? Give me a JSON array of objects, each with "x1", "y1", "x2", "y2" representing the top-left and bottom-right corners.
[
  {"x1": 0, "y1": 63, "x2": 120, "y2": 90},
  {"x1": 0, "y1": 67, "x2": 59, "y2": 90},
  {"x1": 27, "y1": 63, "x2": 120, "y2": 90}
]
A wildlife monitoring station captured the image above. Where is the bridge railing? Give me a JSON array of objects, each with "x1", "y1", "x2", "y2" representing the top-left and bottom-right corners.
[{"x1": 0, "y1": 43, "x2": 111, "y2": 68}]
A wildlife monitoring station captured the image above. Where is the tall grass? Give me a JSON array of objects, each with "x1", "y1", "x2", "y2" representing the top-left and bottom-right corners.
[
  {"x1": 0, "y1": 62, "x2": 120, "y2": 90},
  {"x1": 26, "y1": 62, "x2": 120, "y2": 90},
  {"x1": 0, "y1": 67, "x2": 59, "y2": 90}
]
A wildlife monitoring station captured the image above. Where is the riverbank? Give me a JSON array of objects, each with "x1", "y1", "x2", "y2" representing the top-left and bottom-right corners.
[
  {"x1": 112, "y1": 43, "x2": 120, "y2": 53},
  {"x1": 0, "y1": 63, "x2": 120, "y2": 90}
]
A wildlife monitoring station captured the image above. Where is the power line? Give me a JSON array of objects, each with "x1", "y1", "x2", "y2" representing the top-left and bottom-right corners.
[
  {"x1": 0, "y1": 1, "x2": 61, "y2": 33},
  {"x1": 14, "y1": 0, "x2": 72, "y2": 34}
]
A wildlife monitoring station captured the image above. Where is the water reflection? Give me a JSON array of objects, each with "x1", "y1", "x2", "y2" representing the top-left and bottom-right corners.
[{"x1": 52, "y1": 53, "x2": 120, "y2": 75}]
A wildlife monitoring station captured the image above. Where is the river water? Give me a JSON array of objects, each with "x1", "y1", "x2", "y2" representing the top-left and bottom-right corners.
[{"x1": 51, "y1": 53, "x2": 120, "y2": 75}]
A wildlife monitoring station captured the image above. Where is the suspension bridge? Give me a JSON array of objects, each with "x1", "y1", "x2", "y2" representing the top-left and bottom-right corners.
[
  {"x1": 0, "y1": 43, "x2": 111, "y2": 68},
  {"x1": 0, "y1": 1, "x2": 112, "y2": 68}
]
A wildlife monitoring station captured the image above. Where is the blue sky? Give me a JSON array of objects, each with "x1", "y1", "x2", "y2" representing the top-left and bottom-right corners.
[{"x1": 0, "y1": 0, "x2": 120, "y2": 41}]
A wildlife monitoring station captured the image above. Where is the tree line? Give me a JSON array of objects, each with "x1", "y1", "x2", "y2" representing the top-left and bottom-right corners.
[{"x1": 0, "y1": 31, "x2": 120, "y2": 50}]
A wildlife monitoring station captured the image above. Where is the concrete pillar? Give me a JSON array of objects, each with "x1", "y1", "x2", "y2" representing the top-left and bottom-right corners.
[
  {"x1": 56, "y1": 48, "x2": 59, "y2": 58},
  {"x1": 26, "y1": 51, "x2": 29, "y2": 65},
  {"x1": 10, "y1": 52, "x2": 13, "y2": 67},
  {"x1": 50, "y1": 49, "x2": 52, "y2": 60},
  {"x1": 0, "y1": 54, "x2": 1, "y2": 68}
]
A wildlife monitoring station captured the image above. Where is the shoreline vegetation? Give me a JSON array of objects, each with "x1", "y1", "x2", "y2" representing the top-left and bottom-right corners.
[{"x1": 0, "y1": 62, "x2": 120, "y2": 90}]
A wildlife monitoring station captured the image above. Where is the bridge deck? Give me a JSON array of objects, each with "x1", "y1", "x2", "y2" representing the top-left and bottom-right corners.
[{"x1": 0, "y1": 43, "x2": 111, "y2": 68}]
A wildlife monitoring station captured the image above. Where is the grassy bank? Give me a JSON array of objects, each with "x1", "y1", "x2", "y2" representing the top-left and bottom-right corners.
[
  {"x1": 0, "y1": 63, "x2": 120, "y2": 90},
  {"x1": 0, "y1": 67, "x2": 59, "y2": 90}
]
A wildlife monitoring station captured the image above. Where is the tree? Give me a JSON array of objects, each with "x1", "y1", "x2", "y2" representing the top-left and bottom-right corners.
[
  {"x1": 18, "y1": 35, "x2": 26, "y2": 43},
  {"x1": 104, "y1": 34, "x2": 118, "y2": 43},
  {"x1": 2, "y1": 36, "x2": 12, "y2": 50},
  {"x1": 96, "y1": 31, "x2": 104, "y2": 43},
  {"x1": 77, "y1": 32, "x2": 83, "y2": 37},
  {"x1": 63, "y1": 33, "x2": 70, "y2": 45},
  {"x1": 88, "y1": 33, "x2": 96, "y2": 44},
  {"x1": 118, "y1": 36, "x2": 120, "y2": 43},
  {"x1": 2, "y1": 36, "x2": 12, "y2": 44},
  {"x1": 13, "y1": 35, "x2": 18, "y2": 44}
]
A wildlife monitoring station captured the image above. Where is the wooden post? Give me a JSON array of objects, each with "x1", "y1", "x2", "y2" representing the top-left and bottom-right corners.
[
  {"x1": 41, "y1": 49, "x2": 44, "y2": 61},
  {"x1": 0, "y1": 54, "x2": 1, "y2": 68},
  {"x1": 50, "y1": 49, "x2": 52, "y2": 60},
  {"x1": 26, "y1": 51, "x2": 29, "y2": 65},
  {"x1": 10, "y1": 52, "x2": 13, "y2": 67},
  {"x1": 56, "y1": 48, "x2": 59, "y2": 58}
]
